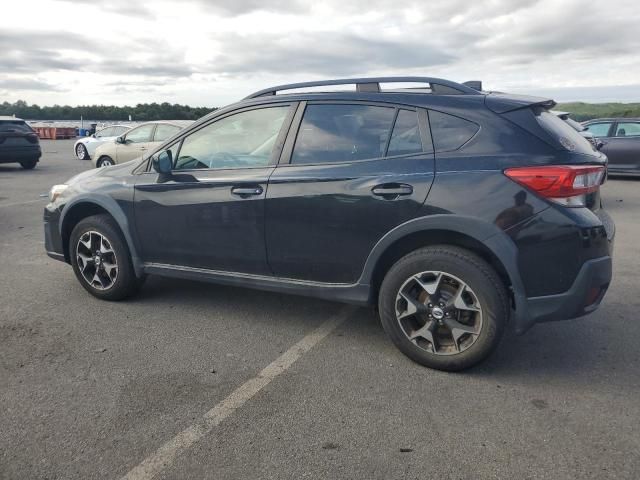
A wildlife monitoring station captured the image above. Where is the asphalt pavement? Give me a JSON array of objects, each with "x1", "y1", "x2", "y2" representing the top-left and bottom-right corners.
[{"x1": 1, "y1": 139, "x2": 639, "y2": 479}]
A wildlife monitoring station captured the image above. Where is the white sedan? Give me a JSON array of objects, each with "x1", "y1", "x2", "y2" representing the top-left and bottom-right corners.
[{"x1": 73, "y1": 125, "x2": 131, "y2": 160}]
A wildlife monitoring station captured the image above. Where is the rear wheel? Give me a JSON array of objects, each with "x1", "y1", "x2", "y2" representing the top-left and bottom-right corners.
[
  {"x1": 70, "y1": 214, "x2": 143, "y2": 300},
  {"x1": 97, "y1": 156, "x2": 114, "y2": 167},
  {"x1": 20, "y1": 159, "x2": 37, "y2": 169},
  {"x1": 76, "y1": 143, "x2": 89, "y2": 160},
  {"x1": 378, "y1": 246, "x2": 509, "y2": 371}
]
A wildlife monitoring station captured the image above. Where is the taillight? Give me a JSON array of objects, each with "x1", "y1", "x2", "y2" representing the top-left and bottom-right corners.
[
  {"x1": 504, "y1": 165, "x2": 605, "y2": 207},
  {"x1": 26, "y1": 133, "x2": 39, "y2": 144}
]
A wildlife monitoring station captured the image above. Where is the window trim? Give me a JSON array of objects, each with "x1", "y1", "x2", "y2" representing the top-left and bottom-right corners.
[{"x1": 278, "y1": 100, "x2": 432, "y2": 167}]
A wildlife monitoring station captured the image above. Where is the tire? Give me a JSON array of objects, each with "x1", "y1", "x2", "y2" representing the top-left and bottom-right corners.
[
  {"x1": 20, "y1": 159, "x2": 37, "y2": 169},
  {"x1": 97, "y1": 156, "x2": 114, "y2": 168},
  {"x1": 76, "y1": 143, "x2": 89, "y2": 160},
  {"x1": 69, "y1": 214, "x2": 144, "y2": 301},
  {"x1": 378, "y1": 246, "x2": 509, "y2": 371}
]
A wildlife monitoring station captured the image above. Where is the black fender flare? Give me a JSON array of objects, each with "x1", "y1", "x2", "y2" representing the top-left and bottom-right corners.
[
  {"x1": 358, "y1": 214, "x2": 532, "y2": 333},
  {"x1": 59, "y1": 194, "x2": 144, "y2": 277}
]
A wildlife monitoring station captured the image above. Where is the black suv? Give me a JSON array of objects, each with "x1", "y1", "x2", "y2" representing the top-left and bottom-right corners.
[
  {"x1": 0, "y1": 116, "x2": 41, "y2": 169},
  {"x1": 44, "y1": 77, "x2": 614, "y2": 371}
]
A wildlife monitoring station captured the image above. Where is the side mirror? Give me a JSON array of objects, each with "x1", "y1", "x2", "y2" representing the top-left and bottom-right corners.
[
  {"x1": 596, "y1": 140, "x2": 605, "y2": 151},
  {"x1": 152, "y1": 150, "x2": 173, "y2": 174},
  {"x1": 91, "y1": 134, "x2": 96, "y2": 138},
  {"x1": 116, "y1": 136, "x2": 126, "y2": 144}
]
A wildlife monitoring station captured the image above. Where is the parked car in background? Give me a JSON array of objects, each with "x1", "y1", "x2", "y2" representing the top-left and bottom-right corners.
[
  {"x1": 0, "y1": 116, "x2": 41, "y2": 169},
  {"x1": 74, "y1": 125, "x2": 131, "y2": 160},
  {"x1": 554, "y1": 111, "x2": 600, "y2": 149},
  {"x1": 44, "y1": 77, "x2": 614, "y2": 371},
  {"x1": 583, "y1": 118, "x2": 640, "y2": 176},
  {"x1": 92, "y1": 120, "x2": 192, "y2": 167}
]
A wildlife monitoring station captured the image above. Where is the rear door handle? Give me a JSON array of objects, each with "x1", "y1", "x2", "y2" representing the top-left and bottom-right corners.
[
  {"x1": 231, "y1": 186, "x2": 263, "y2": 197},
  {"x1": 371, "y1": 184, "x2": 413, "y2": 198}
]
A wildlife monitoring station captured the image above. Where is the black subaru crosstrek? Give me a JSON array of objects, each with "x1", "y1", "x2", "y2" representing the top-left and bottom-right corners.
[{"x1": 44, "y1": 77, "x2": 614, "y2": 371}]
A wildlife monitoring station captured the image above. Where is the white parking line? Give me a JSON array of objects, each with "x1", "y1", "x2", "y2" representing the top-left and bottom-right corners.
[{"x1": 121, "y1": 305, "x2": 357, "y2": 480}]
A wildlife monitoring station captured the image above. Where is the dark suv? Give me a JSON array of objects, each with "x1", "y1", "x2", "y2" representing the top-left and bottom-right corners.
[
  {"x1": 44, "y1": 77, "x2": 614, "y2": 371},
  {"x1": 0, "y1": 116, "x2": 41, "y2": 169}
]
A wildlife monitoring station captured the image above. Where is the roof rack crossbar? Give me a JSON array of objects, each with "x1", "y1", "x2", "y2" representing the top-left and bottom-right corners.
[{"x1": 244, "y1": 77, "x2": 482, "y2": 99}]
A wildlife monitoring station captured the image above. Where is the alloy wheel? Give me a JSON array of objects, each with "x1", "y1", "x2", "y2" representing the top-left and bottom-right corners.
[
  {"x1": 76, "y1": 231, "x2": 118, "y2": 290},
  {"x1": 76, "y1": 143, "x2": 87, "y2": 160},
  {"x1": 395, "y1": 271, "x2": 483, "y2": 355}
]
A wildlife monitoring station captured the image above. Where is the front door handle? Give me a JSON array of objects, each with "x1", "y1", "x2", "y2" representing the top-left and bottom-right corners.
[
  {"x1": 372, "y1": 184, "x2": 413, "y2": 198},
  {"x1": 231, "y1": 186, "x2": 263, "y2": 197}
]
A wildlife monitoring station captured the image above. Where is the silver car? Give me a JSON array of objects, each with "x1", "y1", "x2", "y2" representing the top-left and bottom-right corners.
[
  {"x1": 74, "y1": 125, "x2": 131, "y2": 160},
  {"x1": 92, "y1": 120, "x2": 192, "y2": 167}
]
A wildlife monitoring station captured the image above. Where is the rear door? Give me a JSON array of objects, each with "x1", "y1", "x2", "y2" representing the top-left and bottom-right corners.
[
  {"x1": 605, "y1": 121, "x2": 640, "y2": 174},
  {"x1": 265, "y1": 101, "x2": 435, "y2": 284}
]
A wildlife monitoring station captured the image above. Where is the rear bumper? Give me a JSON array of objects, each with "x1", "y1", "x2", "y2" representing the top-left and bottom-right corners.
[
  {"x1": 0, "y1": 145, "x2": 41, "y2": 163},
  {"x1": 522, "y1": 255, "x2": 612, "y2": 327}
]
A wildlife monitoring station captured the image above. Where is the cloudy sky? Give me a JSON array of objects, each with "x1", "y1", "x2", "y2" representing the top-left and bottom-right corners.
[{"x1": 1, "y1": 0, "x2": 639, "y2": 107}]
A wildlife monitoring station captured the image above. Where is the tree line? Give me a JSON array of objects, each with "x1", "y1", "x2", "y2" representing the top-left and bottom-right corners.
[
  {"x1": 1, "y1": 99, "x2": 639, "y2": 122},
  {"x1": 0, "y1": 100, "x2": 216, "y2": 121}
]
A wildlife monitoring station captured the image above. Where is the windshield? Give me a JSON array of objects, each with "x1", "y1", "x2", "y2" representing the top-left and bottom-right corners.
[{"x1": 536, "y1": 111, "x2": 595, "y2": 154}]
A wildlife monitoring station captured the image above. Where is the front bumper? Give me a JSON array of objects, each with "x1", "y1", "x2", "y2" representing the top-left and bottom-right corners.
[{"x1": 44, "y1": 205, "x2": 66, "y2": 262}]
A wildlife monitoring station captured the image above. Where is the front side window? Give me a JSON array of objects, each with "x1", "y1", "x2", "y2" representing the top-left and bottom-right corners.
[
  {"x1": 96, "y1": 127, "x2": 113, "y2": 138},
  {"x1": 615, "y1": 122, "x2": 640, "y2": 137},
  {"x1": 174, "y1": 106, "x2": 289, "y2": 170},
  {"x1": 428, "y1": 110, "x2": 479, "y2": 152},
  {"x1": 584, "y1": 122, "x2": 612, "y2": 137},
  {"x1": 388, "y1": 109, "x2": 423, "y2": 156},
  {"x1": 154, "y1": 124, "x2": 180, "y2": 142},
  {"x1": 125, "y1": 124, "x2": 155, "y2": 143},
  {"x1": 113, "y1": 126, "x2": 129, "y2": 136},
  {"x1": 291, "y1": 104, "x2": 395, "y2": 164}
]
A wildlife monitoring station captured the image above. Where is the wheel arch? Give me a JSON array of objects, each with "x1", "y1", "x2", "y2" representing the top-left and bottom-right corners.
[
  {"x1": 360, "y1": 215, "x2": 530, "y2": 331},
  {"x1": 60, "y1": 196, "x2": 143, "y2": 277}
]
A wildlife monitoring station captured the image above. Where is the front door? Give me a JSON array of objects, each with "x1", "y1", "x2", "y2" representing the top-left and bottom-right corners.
[
  {"x1": 116, "y1": 124, "x2": 155, "y2": 163},
  {"x1": 134, "y1": 104, "x2": 295, "y2": 275},
  {"x1": 265, "y1": 102, "x2": 435, "y2": 284}
]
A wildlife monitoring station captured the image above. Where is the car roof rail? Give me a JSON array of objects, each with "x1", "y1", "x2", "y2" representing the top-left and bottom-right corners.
[{"x1": 244, "y1": 77, "x2": 483, "y2": 99}]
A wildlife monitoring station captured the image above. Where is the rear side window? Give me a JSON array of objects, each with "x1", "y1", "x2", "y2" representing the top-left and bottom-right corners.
[
  {"x1": 291, "y1": 104, "x2": 395, "y2": 164},
  {"x1": 615, "y1": 122, "x2": 640, "y2": 137},
  {"x1": 154, "y1": 124, "x2": 180, "y2": 142},
  {"x1": 0, "y1": 121, "x2": 32, "y2": 133},
  {"x1": 428, "y1": 111, "x2": 479, "y2": 152},
  {"x1": 388, "y1": 109, "x2": 423, "y2": 156}
]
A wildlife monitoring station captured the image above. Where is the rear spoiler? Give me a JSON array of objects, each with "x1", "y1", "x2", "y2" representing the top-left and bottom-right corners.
[{"x1": 485, "y1": 93, "x2": 556, "y2": 114}]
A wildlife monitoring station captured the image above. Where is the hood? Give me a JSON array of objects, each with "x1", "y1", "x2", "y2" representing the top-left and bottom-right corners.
[{"x1": 66, "y1": 159, "x2": 141, "y2": 186}]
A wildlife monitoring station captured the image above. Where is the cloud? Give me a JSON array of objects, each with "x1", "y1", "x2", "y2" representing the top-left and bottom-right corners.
[
  {"x1": 209, "y1": 33, "x2": 455, "y2": 76},
  {"x1": 0, "y1": 78, "x2": 63, "y2": 91}
]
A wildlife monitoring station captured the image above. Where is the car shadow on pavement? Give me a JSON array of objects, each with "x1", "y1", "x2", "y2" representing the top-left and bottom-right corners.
[{"x1": 131, "y1": 276, "x2": 635, "y2": 385}]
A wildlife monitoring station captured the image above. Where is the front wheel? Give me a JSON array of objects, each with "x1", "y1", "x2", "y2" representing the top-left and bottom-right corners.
[
  {"x1": 69, "y1": 214, "x2": 144, "y2": 300},
  {"x1": 76, "y1": 143, "x2": 89, "y2": 160},
  {"x1": 378, "y1": 246, "x2": 509, "y2": 371},
  {"x1": 97, "y1": 156, "x2": 114, "y2": 168}
]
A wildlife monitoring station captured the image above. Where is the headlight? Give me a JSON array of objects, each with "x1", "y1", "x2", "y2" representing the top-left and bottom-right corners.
[{"x1": 49, "y1": 184, "x2": 69, "y2": 202}]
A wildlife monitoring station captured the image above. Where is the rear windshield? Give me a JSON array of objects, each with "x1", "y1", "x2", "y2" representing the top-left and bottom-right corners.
[
  {"x1": 536, "y1": 111, "x2": 595, "y2": 154},
  {"x1": 0, "y1": 121, "x2": 33, "y2": 133}
]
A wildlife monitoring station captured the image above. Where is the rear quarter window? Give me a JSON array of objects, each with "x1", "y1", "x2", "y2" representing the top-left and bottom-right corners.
[{"x1": 428, "y1": 111, "x2": 479, "y2": 152}]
